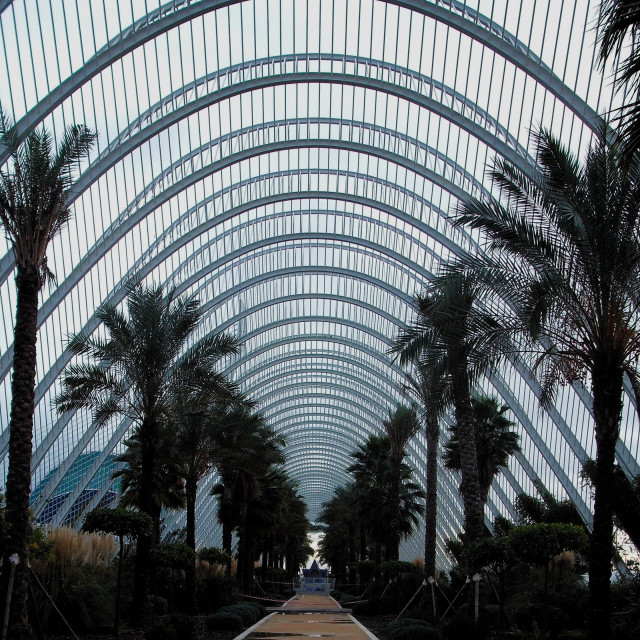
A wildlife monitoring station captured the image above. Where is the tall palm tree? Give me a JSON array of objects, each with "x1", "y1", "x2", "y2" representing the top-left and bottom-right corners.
[
  {"x1": 234, "y1": 425, "x2": 285, "y2": 592},
  {"x1": 317, "y1": 484, "x2": 360, "y2": 580},
  {"x1": 347, "y1": 433, "x2": 425, "y2": 563},
  {"x1": 112, "y1": 424, "x2": 186, "y2": 543},
  {"x1": 210, "y1": 404, "x2": 264, "y2": 573},
  {"x1": 455, "y1": 128, "x2": 640, "y2": 640},
  {"x1": 582, "y1": 460, "x2": 640, "y2": 550},
  {"x1": 0, "y1": 108, "x2": 95, "y2": 639},
  {"x1": 210, "y1": 406, "x2": 285, "y2": 589},
  {"x1": 392, "y1": 274, "x2": 509, "y2": 544},
  {"x1": 402, "y1": 364, "x2": 452, "y2": 578},
  {"x1": 347, "y1": 434, "x2": 393, "y2": 564},
  {"x1": 173, "y1": 393, "x2": 239, "y2": 610},
  {"x1": 382, "y1": 405, "x2": 420, "y2": 560},
  {"x1": 515, "y1": 479, "x2": 583, "y2": 527},
  {"x1": 597, "y1": 0, "x2": 640, "y2": 162},
  {"x1": 443, "y1": 394, "x2": 521, "y2": 505},
  {"x1": 56, "y1": 282, "x2": 240, "y2": 618}
]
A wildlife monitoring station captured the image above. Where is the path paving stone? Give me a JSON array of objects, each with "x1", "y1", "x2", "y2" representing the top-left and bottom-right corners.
[{"x1": 237, "y1": 594, "x2": 378, "y2": 640}]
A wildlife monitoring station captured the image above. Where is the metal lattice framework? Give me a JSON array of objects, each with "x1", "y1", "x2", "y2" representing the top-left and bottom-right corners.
[{"x1": 1, "y1": 0, "x2": 638, "y2": 567}]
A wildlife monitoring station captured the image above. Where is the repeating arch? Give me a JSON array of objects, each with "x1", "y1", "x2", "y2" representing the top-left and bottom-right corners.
[{"x1": 0, "y1": 0, "x2": 634, "y2": 564}]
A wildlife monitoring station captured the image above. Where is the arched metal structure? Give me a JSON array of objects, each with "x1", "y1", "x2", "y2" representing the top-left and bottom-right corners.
[{"x1": 0, "y1": 0, "x2": 637, "y2": 568}]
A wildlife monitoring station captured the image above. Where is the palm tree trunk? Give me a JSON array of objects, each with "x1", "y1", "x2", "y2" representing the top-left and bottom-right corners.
[
  {"x1": 132, "y1": 417, "x2": 158, "y2": 621},
  {"x1": 424, "y1": 412, "x2": 439, "y2": 578},
  {"x1": 1, "y1": 265, "x2": 41, "y2": 640},
  {"x1": 587, "y1": 363, "x2": 624, "y2": 640},
  {"x1": 221, "y1": 487, "x2": 233, "y2": 577},
  {"x1": 388, "y1": 456, "x2": 402, "y2": 561},
  {"x1": 185, "y1": 476, "x2": 197, "y2": 613},
  {"x1": 452, "y1": 369, "x2": 484, "y2": 545},
  {"x1": 261, "y1": 535, "x2": 269, "y2": 579},
  {"x1": 238, "y1": 501, "x2": 248, "y2": 592}
]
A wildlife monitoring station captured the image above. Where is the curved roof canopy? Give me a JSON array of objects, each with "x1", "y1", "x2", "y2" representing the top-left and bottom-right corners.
[{"x1": 1, "y1": 0, "x2": 638, "y2": 565}]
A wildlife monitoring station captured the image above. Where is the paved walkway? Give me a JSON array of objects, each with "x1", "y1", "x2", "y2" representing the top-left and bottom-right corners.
[{"x1": 237, "y1": 593, "x2": 379, "y2": 640}]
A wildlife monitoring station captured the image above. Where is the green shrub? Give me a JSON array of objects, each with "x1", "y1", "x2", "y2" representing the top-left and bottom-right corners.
[
  {"x1": 198, "y1": 546, "x2": 232, "y2": 566},
  {"x1": 206, "y1": 611, "x2": 244, "y2": 631},
  {"x1": 337, "y1": 593, "x2": 356, "y2": 603},
  {"x1": 146, "y1": 594, "x2": 169, "y2": 615},
  {"x1": 440, "y1": 613, "x2": 489, "y2": 640},
  {"x1": 170, "y1": 613, "x2": 195, "y2": 640},
  {"x1": 380, "y1": 561, "x2": 418, "y2": 578},
  {"x1": 388, "y1": 618, "x2": 433, "y2": 632},
  {"x1": 557, "y1": 631, "x2": 586, "y2": 640},
  {"x1": 242, "y1": 600, "x2": 266, "y2": 618},
  {"x1": 145, "y1": 623, "x2": 178, "y2": 640},
  {"x1": 389, "y1": 625, "x2": 439, "y2": 640},
  {"x1": 403, "y1": 607, "x2": 430, "y2": 621},
  {"x1": 220, "y1": 603, "x2": 258, "y2": 625}
]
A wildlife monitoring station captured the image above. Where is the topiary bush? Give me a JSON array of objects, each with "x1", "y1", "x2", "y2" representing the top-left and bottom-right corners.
[
  {"x1": 145, "y1": 623, "x2": 179, "y2": 640},
  {"x1": 247, "y1": 600, "x2": 267, "y2": 618},
  {"x1": 206, "y1": 611, "x2": 244, "y2": 631},
  {"x1": 146, "y1": 594, "x2": 169, "y2": 615},
  {"x1": 389, "y1": 624, "x2": 439, "y2": 640},
  {"x1": 219, "y1": 603, "x2": 258, "y2": 625},
  {"x1": 170, "y1": 613, "x2": 195, "y2": 640},
  {"x1": 388, "y1": 618, "x2": 434, "y2": 632}
]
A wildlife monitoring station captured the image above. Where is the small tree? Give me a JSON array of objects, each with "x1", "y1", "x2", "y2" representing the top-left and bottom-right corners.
[
  {"x1": 149, "y1": 543, "x2": 195, "y2": 614},
  {"x1": 82, "y1": 508, "x2": 152, "y2": 636},
  {"x1": 507, "y1": 523, "x2": 588, "y2": 592}
]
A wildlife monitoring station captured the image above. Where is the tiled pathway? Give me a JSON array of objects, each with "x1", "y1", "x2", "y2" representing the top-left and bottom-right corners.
[{"x1": 236, "y1": 594, "x2": 379, "y2": 640}]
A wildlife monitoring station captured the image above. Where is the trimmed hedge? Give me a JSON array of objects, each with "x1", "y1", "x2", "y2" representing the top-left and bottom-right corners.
[
  {"x1": 388, "y1": 618, "x2": 439, "y2": 640},
  {"x1": 145, "y1": 623, "x2": 179, "y2": 640},
  {"x1": 390, "y1": 625, "x2": 439, "y2": 640},
  {"x1": 170, "y1": 613, "x2": 195, "y2": 640},
  {"x1": 206, "y1": 611, "x2": 244, "y2": 631},
  {"x1": 219, "y1": 603, "x2": 258, "y2": 625}
]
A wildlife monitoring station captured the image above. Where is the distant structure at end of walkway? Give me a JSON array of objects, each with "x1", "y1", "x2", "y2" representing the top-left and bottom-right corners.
[{"x1": 297, "y1": 559, "x2": 335, "y2": 593}]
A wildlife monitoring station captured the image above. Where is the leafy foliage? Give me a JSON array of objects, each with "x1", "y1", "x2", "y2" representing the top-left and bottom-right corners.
[
  {"x1": 150, "y1": 543, "x2": 195, "y2": 570},
  {"x1": 198, "y1": 547, "x2": 232, "y2": 565},
  {"x1": 443, "y1": 394, "x2": 520, "y2": 503},
  {"x1": 506, "y1": 523, "x2": 588, "y2": 567},
  {"x1": 82, "y1": 508, "x2": 152, "y2": 540}
]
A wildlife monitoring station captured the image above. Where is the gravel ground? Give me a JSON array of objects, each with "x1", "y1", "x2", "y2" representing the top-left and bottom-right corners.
[{"x1": 352, "y1": 615, "x2": 393, "y2": 640}]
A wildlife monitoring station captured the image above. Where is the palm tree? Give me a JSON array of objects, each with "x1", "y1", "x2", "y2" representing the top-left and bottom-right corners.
[
  {"x1": 210, "y1": 406, "x2": 285, "y2": 589},
  {"x1": 455, "y1": 128, "x2": 640, "y2": 639},
  {"x1": 173, "y1": 393, "x2": 242, "y2": 610},
  {"x1": 317, "y1": 484, "x2": 360, "y2": 581},
  {"x1": 582, "y1": 460, "x2": 640, "y2": 550},
  {"x1": 597, "y1": 0, "x2": 640, "y2": 162},
  {"x1": 382, "y1": 405, "x2": 421, "y2": 560},
  {"x1": 443, "y1": 394, "x2": 521, "y2": 505},
  {"x1": 113, "y1": 424, "x2": 186, "y2": 543},
  {"x1": 56, "y1": 282, "x2": 240, "y2": 618},
  {"x1": 347, "y1": 434, "x2": 393, "y2": 564},
  {"x1": 515, "y1": 479, "x2": 583, "y2": 527},
  {"x1": 210, "y1": 404, "x2": 264, "y2": 574},
  {"x1": 234, "y1": 424, "x2": 285, "y2": 592},
  {"x1": 392, "y1": 274, "x2": 509, "y2": 545},
  {"x1": 0, "y1": 107, "x2": 95, "y2": 638},
  {"x1": 347, "y1": 433, "x2": 425, "y2": 563},
  {"x1": 402, "y1": 364, "x2": 452, "y2": 578}
]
